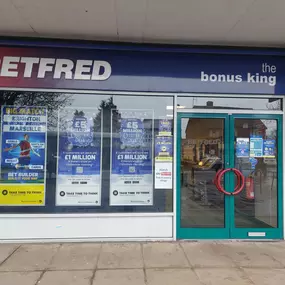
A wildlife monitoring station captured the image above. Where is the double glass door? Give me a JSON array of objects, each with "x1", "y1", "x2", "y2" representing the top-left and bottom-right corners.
[{"x1": 177, "y1": 113, "x2": 283, "y2": 239}]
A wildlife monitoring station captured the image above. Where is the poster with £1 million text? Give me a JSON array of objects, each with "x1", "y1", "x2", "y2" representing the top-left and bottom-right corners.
[
  {"x1": 56, "y1": 108, "x2": 102, "y2": 206},
  {"x1": 110, "y1": 109, "x2": 154, "y2": 206}
]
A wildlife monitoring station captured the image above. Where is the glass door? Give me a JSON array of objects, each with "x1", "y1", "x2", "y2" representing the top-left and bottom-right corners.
[
  {"x1": 177, "y1": 113, "x2": 283, "y2": 239},
  {"x1": 230, "y1": 114, "x2": 283, "y2": 239},
  {"x1": 177, "y1": 113, "x2": 231, "y2": 239}
]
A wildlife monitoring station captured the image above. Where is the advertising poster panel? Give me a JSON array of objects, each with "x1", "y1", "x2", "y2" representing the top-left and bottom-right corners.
[
  {"x1": 263, "y1": 139, "x2": 276, "y2": 158},
  {"x1": 0, "y1": 106, "x2": 47, "y2": 206},
  {"x1": 154, "y1": 135, "x2": 173, "y2": 189},
  {"x1": 110, "y1": 110, "x2": 153, "y2": 206},
  {"x1": 56, "y1": 108, "x2": 102, "y2": 206},
  {"x1": 158, "y1": 118, "x2": 172, "y2": 136},
  {"x1": 236, "y1": 138, "x2": 250, "y2": 157},
  {"x1": 250, "y1": 136, "x2": 263, "y2": 157},
  {"x1": 154, "y1": 118, "x2": 173, "y2": 189}
]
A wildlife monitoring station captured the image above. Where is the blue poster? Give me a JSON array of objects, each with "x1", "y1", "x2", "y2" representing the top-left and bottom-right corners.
[
  {"x1": 110, "y1": 110, "x2": 153, "y2": 206},
  {"x1": 263, "y1": 139, "x2": 276, "y2": 157},
  {"x1": 158, "y1": 119, "x2": 172, "y2": 136},
  {"x1": 250, "y1": 136, "x2": 263, "y2": 157},
  {"x1": 120, "y1": 118, "x2": 145, "y2": 147},
  {"x1": 56, "y1": 108, "x2": 101, "y2": 206},
  {"x1": 236, "y1": 138, "x2": 249, "y2": 157},
  {"x1": 154, "y1": 136, "x2": 173, "y2": 189},
  {"x1": 249, "y1": 157, "x2": 258, "y2": 170},
  {"x1": 0, "y1": 106, "x2": 47, "y2": 205},
  {"x1": 155, "y1": 136, "x2": 173, "y2": 161}
]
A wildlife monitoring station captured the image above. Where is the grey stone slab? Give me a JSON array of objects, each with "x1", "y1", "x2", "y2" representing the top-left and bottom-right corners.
[
  {"x1": 195, "y1": 268, "x2": 253, "y2": 285},
  {"x1": 181, "y1": 242, "x2": 236, "y2": 268},
  {"x1": 98, "y1": 243, "x2": 143, "y2": 269},
  {"x1": 0, "y1": 272, "x2": 41, "y2": 285},
  {"x1": 146, "y1": 268, "x2": 202, "y2": 285},
  {"x1": 39, "y1": 271, "x2": 92, "y2": 285},
  {"x1": 0, "y1": 244, "x2": 59, "y2": 271},
  {"x1": 93, "y1": 269, "x2": 145, "y2": 285},
  {"x1": 48, "y1": 243, "x2": 101, "y2": 270},
  {"x1": 143, "y1": 242, "x2": 189, "y2": 268},
  {"x1": 0, "y1": 244, "x2": 19, "y2": 264},
  {"x1": 218, "y1": 243, "x2": 283, "y2": 268},
  {"x1": 244, "y1": 268, "x2": 285, "y2": 285}
]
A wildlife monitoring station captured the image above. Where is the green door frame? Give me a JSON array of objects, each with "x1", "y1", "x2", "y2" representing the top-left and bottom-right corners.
[
  {"x1": 229, "y1": 114, "x2": 283, "y2": 239},
  {"x1": 177, "y1": 113, "x2": 231, "y2": 239},
  {"x1": 177, "y1": 112, "x2": 283, "y2": 240}
]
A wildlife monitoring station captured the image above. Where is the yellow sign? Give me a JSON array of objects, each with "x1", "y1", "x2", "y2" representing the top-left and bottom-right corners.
[
  {"x1": 155, "y1": 156, "x2": 173, "y2": 161},
  {"x1": 0, "y1": 184, "x2": 45, "y2": 205}
]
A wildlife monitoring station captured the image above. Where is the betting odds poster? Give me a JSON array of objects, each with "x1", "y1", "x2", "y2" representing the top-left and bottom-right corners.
[
  {"x1": 110, "y1": 110, "x2": 153, "y2": 206},
  {"x1": 0, "y1": 106, "x2": 47, "y2": 206},
  {"x1": 56, "y1": 108, "x2": 102, "y2": 206},
  {"x1": 154, "y1": 118, "x2": 173, "y2": 189}
]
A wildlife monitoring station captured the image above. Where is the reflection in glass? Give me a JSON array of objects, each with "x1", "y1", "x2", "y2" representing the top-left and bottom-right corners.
[
  {"x1": 180, "y1": 118, "x2": 225, "y2": 228},
  {"x1": 234, "y1": 119, "x2": 278, "y2": 228},
  {"x1": 177, "y1": 97, "x2": 281, "y2": 111},
  {"x1": 0, "y1": 91, "x2": 174, "y2": 214}
]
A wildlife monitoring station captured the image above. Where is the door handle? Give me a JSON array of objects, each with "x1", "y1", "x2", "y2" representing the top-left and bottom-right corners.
[{"x1": 214, "y1": 168, "x2": 245, "y2": 196}]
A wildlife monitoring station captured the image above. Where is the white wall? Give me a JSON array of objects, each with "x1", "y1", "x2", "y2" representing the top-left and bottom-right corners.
[{"x1": 0, "y1": 214, "x2": 173, "y2": 242}]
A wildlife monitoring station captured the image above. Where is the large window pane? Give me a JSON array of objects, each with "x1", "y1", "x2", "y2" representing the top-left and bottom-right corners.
[
  {"x1": 180, "y1": 118, "x2": 225, "y2": 228},
  {"x1": 234, "y1": 119, "x2": 278, "y2": 228},
  {"x1": 0, "y1": 91, "x2": 174, "y2": 213}
]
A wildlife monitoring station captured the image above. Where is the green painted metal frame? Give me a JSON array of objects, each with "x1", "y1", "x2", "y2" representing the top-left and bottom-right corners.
[
  {"x1": 177, "y1": 113, "x2": 230, "y2": 239},
  {"x1": 229, "y1": 114, "x2": 283, "y2": 239},
  {"x1": 176, "y1": 112, "x2": 283, "y2": 240}
]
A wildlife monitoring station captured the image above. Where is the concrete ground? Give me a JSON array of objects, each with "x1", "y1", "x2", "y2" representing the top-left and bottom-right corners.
[{"x1": 1, "y1": 242, "x2": 285, "y2": 285}]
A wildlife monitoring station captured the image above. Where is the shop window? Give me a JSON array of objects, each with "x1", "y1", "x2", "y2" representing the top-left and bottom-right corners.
[{"x1": 0, "y1": 91, "x2": 174, "y2": 213}]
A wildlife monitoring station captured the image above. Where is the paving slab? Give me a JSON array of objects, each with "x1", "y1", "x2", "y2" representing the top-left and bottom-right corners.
[
  {"x1": 218, "y1": 242, "x2": 283, "y2": 268},
  {"x1": 195, "y1": 268, "x2": 253, "y2": 285},
  {"x1": 93, "y1": 269, "x2": 145, "y2": 285},
  {"x1": 181, "y1": 242, "x2": 236, "y2": 268},
  {"x1": 255, "y1": 242, "x2": 285, "y2": 266},
  {"x1": 146, "y1": 268, "x2": 202, "y2": 285},
  {"x1": 0, "y1": 271, "x2": 41, "y2": 285},
  {"x1": 0, "y1": 244, "x2": 59, "y2": 271},
  {"x1": 39, "y1": 270, "x2": 92, "y2": 285},
  {"x1": 143, "y1": 242, "x2": 189, "y2": 268},
  {"x1": 0, "y1": 244, "x2": 19, "y2": 264},
  {"x1": 243, "y1": 268, "x2": 285, "y2": 285},
  {"x1": 48, "y1": 243, "x2": 101, "y2": 270},
  {"x1": 98, "y1": 243, "x2": 143, "y2": 269}
]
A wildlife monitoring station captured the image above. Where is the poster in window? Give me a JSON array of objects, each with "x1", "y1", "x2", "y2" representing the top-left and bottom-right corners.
[
  {"x1": 263, "y1": 139, "x2": 276, "y2": 158},
  {"x1": 56, "y1": 108, "x2": 102, "y2": 206},
  {"x1": 110, "y1": 109, "x2": 153, "y2": 206},
  {"x1": 236, "y1": 138, "x2": 250, "y2": 157},
  {"x1": 250, "y1": 136, "x2": 263, "y2": 157},
  {"x1": 0, "y1": 106, "x2": 47, "y2": 206},
  {"x1": 158, "y1": 118, "x2": 172, "y2": 136},
  {"x1": 155, "y1": 134, "x2": 173, "y2": 189}
]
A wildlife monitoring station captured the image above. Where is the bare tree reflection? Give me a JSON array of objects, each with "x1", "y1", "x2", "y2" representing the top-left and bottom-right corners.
[{"x1": 0, "y1": 91, "x2": 73, "y2": 130}]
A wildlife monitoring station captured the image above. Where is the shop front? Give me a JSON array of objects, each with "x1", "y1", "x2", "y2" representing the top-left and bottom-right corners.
[{"x1": 0, "y1": 40, "x2": 283, "y2": 241}]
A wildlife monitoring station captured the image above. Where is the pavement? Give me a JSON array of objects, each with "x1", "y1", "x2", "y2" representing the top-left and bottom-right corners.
[{"x1": 1, "y1": 242, "x2": 285, "y2": 285}]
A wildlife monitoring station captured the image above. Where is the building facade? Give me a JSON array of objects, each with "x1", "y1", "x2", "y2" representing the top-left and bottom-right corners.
[{"x1": 0, "y1": 40, "x2": 283, "y2": 241}]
